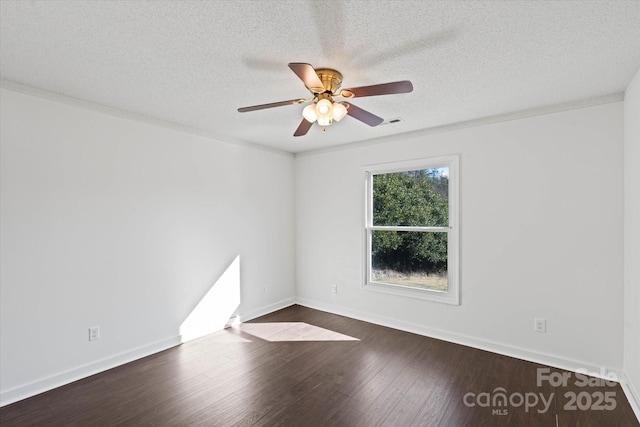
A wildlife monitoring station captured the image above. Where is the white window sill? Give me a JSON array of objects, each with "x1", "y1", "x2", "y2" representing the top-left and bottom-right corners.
[{"x1": 363, "y1": 280, "x2": 460, "y2": 305}]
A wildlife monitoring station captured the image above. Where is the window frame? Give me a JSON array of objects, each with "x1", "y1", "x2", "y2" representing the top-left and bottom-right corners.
[{"x1": 363, "y1": 155, "x2": 460, "y2": 305}]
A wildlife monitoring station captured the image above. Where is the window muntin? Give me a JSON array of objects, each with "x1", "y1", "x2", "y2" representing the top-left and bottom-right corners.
[{"x1": 365, "y1": 156, "x2": 459, "y2": 304}]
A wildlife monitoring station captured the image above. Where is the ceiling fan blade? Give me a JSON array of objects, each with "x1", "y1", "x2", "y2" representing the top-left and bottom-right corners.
[
  {"x1": 293, "y1": 118, "x2": 313, "y2": 137},
  {"x1": 288, "y1": 63, "x2": 325, "y2": 93},
  {"x1": 237, "y1": 98, "x2": 304, "y2": 112},
  {"x1": 344, "y1": 102, "x2": 384, "y2": 127},
  {"x1": 341, "y1": 80, "x2": 413, "y2": 98}
]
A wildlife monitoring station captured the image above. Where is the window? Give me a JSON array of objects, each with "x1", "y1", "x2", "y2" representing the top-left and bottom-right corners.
[{"x1": 364, "y1": 155, "x2": 459, "y2": 304}]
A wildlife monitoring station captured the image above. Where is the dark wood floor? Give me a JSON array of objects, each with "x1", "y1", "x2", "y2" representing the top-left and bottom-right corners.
[{"x1": 1, "y1": 305, "x2": 638, "y2": 426}]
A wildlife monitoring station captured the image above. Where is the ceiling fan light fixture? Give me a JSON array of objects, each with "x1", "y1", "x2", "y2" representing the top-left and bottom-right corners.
[
  {"x1": 317, "y1": 116, "x2": 333, "y2": 126},
  {"x1": 332, "y1": 102, "x2": 347, "y2": 121},
  {"x1": 316, "y1": 98, "x2": 332, "y2": 116},
  {"x1": 302, "y1": 104, "x2": 318, "y2": 122}
]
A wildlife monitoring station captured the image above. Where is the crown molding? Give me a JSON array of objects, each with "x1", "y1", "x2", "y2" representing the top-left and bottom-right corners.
[{"x1": 0, "y1": 79, "x2": 293, "y2": 158}]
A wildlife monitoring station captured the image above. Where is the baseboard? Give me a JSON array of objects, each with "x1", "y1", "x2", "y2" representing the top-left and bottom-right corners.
[
  {"x1": 621, "y1": 371, "x2": 640, "y2": 422},
  {"x1": 297, "y1": 297, "x2": 640, "y2": 422},
  {"x1": 295, "y1": 297, "x2": 624, "y2": 381},
  {"x1": 6, "y1": 297, "x2": 635, "y2": 423},
  {"x1": 237, "y1": 297, "x2": 297, "y2": 323},
  {"x1": 292, "y1": 297, "x2": 640, "y2": 423},
  {"x1": 0, "y1": 335, "x2": 181, "y2": 407},
  {"x1": 0, "y1": 298, "x2": 297, "y2": 408}
]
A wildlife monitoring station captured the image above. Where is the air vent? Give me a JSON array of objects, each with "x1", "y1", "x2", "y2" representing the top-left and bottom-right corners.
[{"x1": 380, "y1": 118, "x2": 403, "y2": 126}]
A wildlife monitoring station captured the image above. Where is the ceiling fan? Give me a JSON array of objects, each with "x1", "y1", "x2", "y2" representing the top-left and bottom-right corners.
[{"x1": 237, "y1": 63, "x2": 413, "y2": 137}]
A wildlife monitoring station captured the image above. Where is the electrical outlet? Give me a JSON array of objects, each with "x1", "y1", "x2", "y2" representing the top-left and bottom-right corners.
[
  {"x1": 534, "y1": 318, "x2": 546, "y2": 333},
  {"x1": 89, "y1": 326, "x2": 100, "y2": 341},
  {"x1": 262, "y1": 287, "x2": 267, "y2": 293},
  {"x1": 331, "y1": 284, "x2": 338, "y2": 294}
]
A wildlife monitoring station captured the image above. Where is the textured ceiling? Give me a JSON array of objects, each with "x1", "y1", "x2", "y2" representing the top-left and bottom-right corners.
[{"x1": 1, "y1": 0, "x2": 639, "y2": 154}]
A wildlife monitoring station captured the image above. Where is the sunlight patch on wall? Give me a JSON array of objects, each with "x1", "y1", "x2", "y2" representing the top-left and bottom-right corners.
[
  {"x1": 179, "y1": 255, "x2": 241, "y2": 342},
  {"x1": 238, "y1": 322, "x2": 360, "y2": 342}
]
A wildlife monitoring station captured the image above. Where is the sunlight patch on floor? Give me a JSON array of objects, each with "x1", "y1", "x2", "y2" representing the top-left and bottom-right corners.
[
  {"x1": 207, "y1": 329, "x2": 252, "y2": 343},
  {"x1": 237, "y1": 322, "x2": 360, "y2": 342}
]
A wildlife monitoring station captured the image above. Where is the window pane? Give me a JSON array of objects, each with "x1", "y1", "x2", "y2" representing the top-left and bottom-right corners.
[
  {"x1": 372, "y1": 168, "x2": 448, "y2": 227},
  {"x1": 371, "y1": 230, "x2": 448, "y2": 291}
]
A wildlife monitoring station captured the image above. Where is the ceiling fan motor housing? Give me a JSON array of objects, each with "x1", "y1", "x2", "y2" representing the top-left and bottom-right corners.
[{"x1": 314, "y1": 68, "x2": 343, "y2": 94}]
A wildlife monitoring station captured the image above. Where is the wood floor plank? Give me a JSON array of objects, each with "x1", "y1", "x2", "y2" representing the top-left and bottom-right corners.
[
  {"x1": 381, "y1": 375, "x2": 441, "y2": 427},
  {"x1": 1, "y1": 305, "x2": 637, "y2": 427}
]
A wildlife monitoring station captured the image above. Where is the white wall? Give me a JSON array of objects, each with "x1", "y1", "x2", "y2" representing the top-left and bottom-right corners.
[
  {"x1": 295, "y1": 102, "x2": 625, "y2": 373},
  {"x1": 1, "y1": 84, "x2": 631, "y2": 409},
  {"x1": 0, "y1": 88, "x2": 296, "y2": 405},
  {"x1": 624, "y1": 68, "x2": 640, "y2": 413}
]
